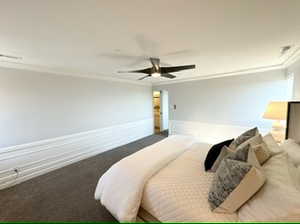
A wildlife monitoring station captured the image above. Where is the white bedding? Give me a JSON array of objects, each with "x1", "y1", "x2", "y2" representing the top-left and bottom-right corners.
[
  {"x1": 141, "y1": 142, "x2": 238, "y2": 222},
  {"x1": 94, "y1": 135, "x2": 197, "y2": 222},
  {"x1": 95, "y1": 134, "x2": 300, "y2": 222}
]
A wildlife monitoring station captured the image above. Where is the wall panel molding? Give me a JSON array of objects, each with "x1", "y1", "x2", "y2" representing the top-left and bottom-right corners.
[
  {"x1": 169, "y1": 120, "x2": 269, "y2": 144},
  {"x1": 0, "y1": 118, "x2": 153, "y2": 190}
]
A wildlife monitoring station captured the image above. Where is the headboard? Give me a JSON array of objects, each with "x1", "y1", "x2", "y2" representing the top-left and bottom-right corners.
[{"x1": 286, "y1": 101, "x2": 300, "y2": 142}]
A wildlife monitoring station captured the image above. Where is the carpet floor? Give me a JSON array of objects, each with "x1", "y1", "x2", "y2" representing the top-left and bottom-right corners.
[{"x1": 0, "y1": 134, "x2": 166, "y2": 222}]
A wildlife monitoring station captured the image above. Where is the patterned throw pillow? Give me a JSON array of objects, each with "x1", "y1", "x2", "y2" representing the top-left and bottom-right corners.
[
  {"x1": 229, "y1": 127, "x2": 259, "y2": 150},
  {"x1": 210, "y1": 146, "x2": 233, "y2": 172},
  {"x1": 204, "y1": 139, "x2": 234, "y2": 171},
  {"x1": 208, "y1": 144, "x2": 265, "y2": 213}
]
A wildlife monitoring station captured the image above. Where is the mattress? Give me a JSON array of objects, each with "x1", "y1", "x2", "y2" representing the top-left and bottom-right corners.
[{"x1": 140, "y1": 142, "x2": 238, "y2": 222}]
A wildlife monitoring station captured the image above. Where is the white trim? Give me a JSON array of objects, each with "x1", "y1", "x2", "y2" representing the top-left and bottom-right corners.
[
  {"x1": 1, "y1": 47, "x2": 300, "y2": 86},
  {"x1": 282, "y1": 46, "x2": 300, "y2": 68},
  {"x1": 0, "y1": 61, "x2": 151, "y2": 86},
  {"x1": 154, "y1": 64, "x2": 285, "y2": 86},
  {"x1": 169, "y1": 120, "x2": 269, "y2": 144},
  {"x1": 155, "y1": 47, "x2": 300, "y2": 86},
  {"x1": 0, "y1": 118, "x2": 154, "y2": 190}
]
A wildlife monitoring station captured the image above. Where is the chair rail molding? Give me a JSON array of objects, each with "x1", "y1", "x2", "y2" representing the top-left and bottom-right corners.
[{"x1": 0, "y1": 118, "x2": 153, "y2": 190}]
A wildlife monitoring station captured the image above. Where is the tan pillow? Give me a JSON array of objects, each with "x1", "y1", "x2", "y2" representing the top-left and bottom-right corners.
[
  {"x1": 263, "y1": 133, "x2": 283, "y2": 155},
  {"x1": 251, "y1": 142, "x2": 271, "y2": 165},
  {"x1": 237, "y1": 134, "x2": 271, "y2": 165},
  {"x1": 208, "y1": 144, "x2": 266, "y2": 213}
]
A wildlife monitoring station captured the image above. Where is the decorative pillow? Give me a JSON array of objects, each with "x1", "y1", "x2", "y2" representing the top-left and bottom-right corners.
[
  {"x1": 204, "y1": 139, "x2": 234, "y2": 171},
  {"x1": 238, "y1": 153, "x2": 300, "y2": 221},
  {"x1": 251, "y1": 143, "x2": 271, "y2": 165},
  {"x1": 210, "y1": 146, "x2": 233, "y2": 172},
  {"x1": 229, "y1": 127, "x2": 259, "y2": 150},
  {"x1": 237, "y1": 134, "x2": 271, "y2": 165},
  {"x1": 263, "y1": 133, "x2": 282, "y2": 155},
  {"x1": 281, "y1": 139, "x2": 300, "y2": 166},
  {"x1": 208, "y1": 145, "x2": 265, "y2": 213}
]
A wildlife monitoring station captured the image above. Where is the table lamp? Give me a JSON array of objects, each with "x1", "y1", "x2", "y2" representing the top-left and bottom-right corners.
[{"x1": 263, "y1": 101, "x2": 288, "y2": 142}]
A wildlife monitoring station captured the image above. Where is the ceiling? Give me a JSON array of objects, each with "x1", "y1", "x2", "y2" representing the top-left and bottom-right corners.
[{"x1": 0, "y1": 0, "x2": 300, "y2": 85}]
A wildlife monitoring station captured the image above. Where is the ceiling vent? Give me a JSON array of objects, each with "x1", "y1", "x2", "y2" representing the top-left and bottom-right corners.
[{"x1": 280, "y1": 45, "x2": 292, "y2": 56}]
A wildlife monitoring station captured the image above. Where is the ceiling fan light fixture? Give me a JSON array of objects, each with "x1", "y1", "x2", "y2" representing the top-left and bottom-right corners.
[{"x1": 151, "y1": 72, "x2": 161, "y2": 78}]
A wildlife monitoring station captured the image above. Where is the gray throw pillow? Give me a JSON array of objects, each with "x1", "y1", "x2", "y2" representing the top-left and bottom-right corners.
[
  {"x1": 229, "y1": 127, "x2": 259, "y2": 150},
  {"x1": 208, "y1": 158, "x2": 252, "y2": 211},
  {"x1": 208, "y1": 144, "x2": 265, "y2": 213},
  {"x1": 211, "y1": 143, "x2": 258, "y2": 172},
  {"x1": 210, "y1": 146, "x2": 234, "y2": 172}
]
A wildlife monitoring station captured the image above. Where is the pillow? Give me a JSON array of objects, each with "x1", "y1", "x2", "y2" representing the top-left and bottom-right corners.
[
  {"x1": 229, "y1": 127, "x2": 259, "y2": 150},
  {"x1": 210, "y1": 146, "x2": 233, "y2": 172},
  {"x1": 204, "y1": 139, "x2": 234, "y2": 171},
  {"x1": 237, "y1": 134, "x2": 271, "y2": 165},
  {"x1": 211, "y1": 141, "x2": 262, "y2": 172},
  {"x1": 208, "y1": 145, "x2": 265, "y2": 213},
  {"x1": 236, "y1": 134, "x2": 263, "y2": 150},
  {"x1": 263, "y1": 133, "x2": 282, "y2": 155},
  {"x1": 251, "y1": 143, "x2": 271, "y2": 165},
  {"x1": 238, "y1": 153, "x2": 300, "y2": 221},
  {"x1": 281, "y1": 139, "x2": 300, "y2": 166}
]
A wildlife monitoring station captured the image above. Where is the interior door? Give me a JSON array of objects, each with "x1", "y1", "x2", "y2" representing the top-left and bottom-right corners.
[{"x1": 160, "y1": 90, "x2": 169, "y2": 131}]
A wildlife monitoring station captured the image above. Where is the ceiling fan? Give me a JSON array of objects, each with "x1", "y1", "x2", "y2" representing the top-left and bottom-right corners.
[{"x1": 118, "y1": 57, "x2": 196, "y2": 80}]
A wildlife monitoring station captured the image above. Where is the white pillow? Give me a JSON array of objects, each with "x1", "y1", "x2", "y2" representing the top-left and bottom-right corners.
[
  {"x1": 263, "y1": 133, "x2": 283, "y2": 155},
  {"x1": 238, "y1": 153, "x2": 300, "y2": 221},
  {"x1": 281, "y1": 139, "x2": 300, "y2": 166}
]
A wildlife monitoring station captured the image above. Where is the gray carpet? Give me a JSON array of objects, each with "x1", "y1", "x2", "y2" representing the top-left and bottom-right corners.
[{"x1": 0, "y1": 134, "x2": 166, "y2": 222}]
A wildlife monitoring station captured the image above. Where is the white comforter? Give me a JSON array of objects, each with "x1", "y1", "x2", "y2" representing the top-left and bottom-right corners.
[
  {"x1": 94, "y1": 135, "x2": 197, "y2": 222},
  {"x1": 141, "y1": 142, "x2": 238, "y2": 222}
]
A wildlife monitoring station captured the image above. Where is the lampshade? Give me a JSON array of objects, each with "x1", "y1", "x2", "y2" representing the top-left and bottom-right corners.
[{"x1": 263, "y1": 101, "x2": 288, "y2": 120}]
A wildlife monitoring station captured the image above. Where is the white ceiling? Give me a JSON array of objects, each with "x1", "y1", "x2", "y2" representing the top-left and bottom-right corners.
[{"x1": 0, "y1": 0, "x2": 300, "y2": 85}]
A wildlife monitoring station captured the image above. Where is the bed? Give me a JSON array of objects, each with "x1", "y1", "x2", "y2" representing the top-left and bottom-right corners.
[
  {"x1": 139, "y1": 142, "x2": 237, "y2": 222},
  {"x1": 94, "y1": 132, "x2": 300, "y2": 222}
]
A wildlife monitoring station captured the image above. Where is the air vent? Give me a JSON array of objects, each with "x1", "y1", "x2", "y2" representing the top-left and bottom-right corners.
[{"x1": 280, "y1": 45, "x2": 292, "y2": 56}]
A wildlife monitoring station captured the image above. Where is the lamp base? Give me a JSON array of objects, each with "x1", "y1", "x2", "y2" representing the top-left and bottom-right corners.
[{"x1": 271, "y1": 120, "x2": 286, "y2": 143}]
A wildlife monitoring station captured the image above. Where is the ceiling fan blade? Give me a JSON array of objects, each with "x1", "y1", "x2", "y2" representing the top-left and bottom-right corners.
[
  {"x1": 150, "y1": 57, "x2": 160, "y2": 70},
  {"x1": 160, "y1": 64, "x2": 195, "y2": 73},
  {"x1": 138, "y1": 75, "x2": 150, "y2": 80},
  {"x1": 162, "y1": 73, "x2": 176, "y2": 79},
  {"x1": 118, "y1": 67, "x2": 152, "y2": 74}
]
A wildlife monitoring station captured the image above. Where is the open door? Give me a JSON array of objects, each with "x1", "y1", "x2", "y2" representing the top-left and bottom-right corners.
[
  {"x1": 153, "y1": 91, "x2": 161, "y2": 134},
  {"x1": 153, "y1": 90, "x2": 169, "y2": 136},
  {"x1": 160, "y1": 90, "x2": 169, "y2": 133}
]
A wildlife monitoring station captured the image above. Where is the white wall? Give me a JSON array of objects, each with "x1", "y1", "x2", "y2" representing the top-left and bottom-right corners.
[
  {"x1": 0, "y1": 66, "x2": 154, "y2": 189},
  {"x1": 153, "y1": 69, "x2": 290, "y2": 133},
  {"x1": 287, "y1": 59, "x2": 300, "y2": 100},
  {"x1": 0, "y1": 67, "x2": 153, "y2": 148}
]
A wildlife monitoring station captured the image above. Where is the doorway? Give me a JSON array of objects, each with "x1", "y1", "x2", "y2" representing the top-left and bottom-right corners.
[{"x1": 153, "y1": 90, "x2": 169, "y2": 136}]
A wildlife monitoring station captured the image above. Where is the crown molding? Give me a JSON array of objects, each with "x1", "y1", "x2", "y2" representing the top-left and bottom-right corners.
[
  {"x1": 1, "y1": 47, "x2": 300, "y2": 87},
  {"x1": 0, "y1": 60, "x2": 152, "y2": 87},
  {"x1": 153, "y1": 48, "x2": 300, "y2": 86},
  {"x1": 153, "y1": 64, "x2": 285, "y2": 86},
  {"x1": 282, "y1": 46, "x2": 300, "y2": 68}
]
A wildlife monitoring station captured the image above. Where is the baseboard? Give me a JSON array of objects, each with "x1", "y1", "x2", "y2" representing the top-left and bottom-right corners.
[
  {"x1": 0, "y1": 118, "x2": 154, "y2": 190},
  {"x1": 169, "y1": 120, "x2": 269, "y2": 144}
]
